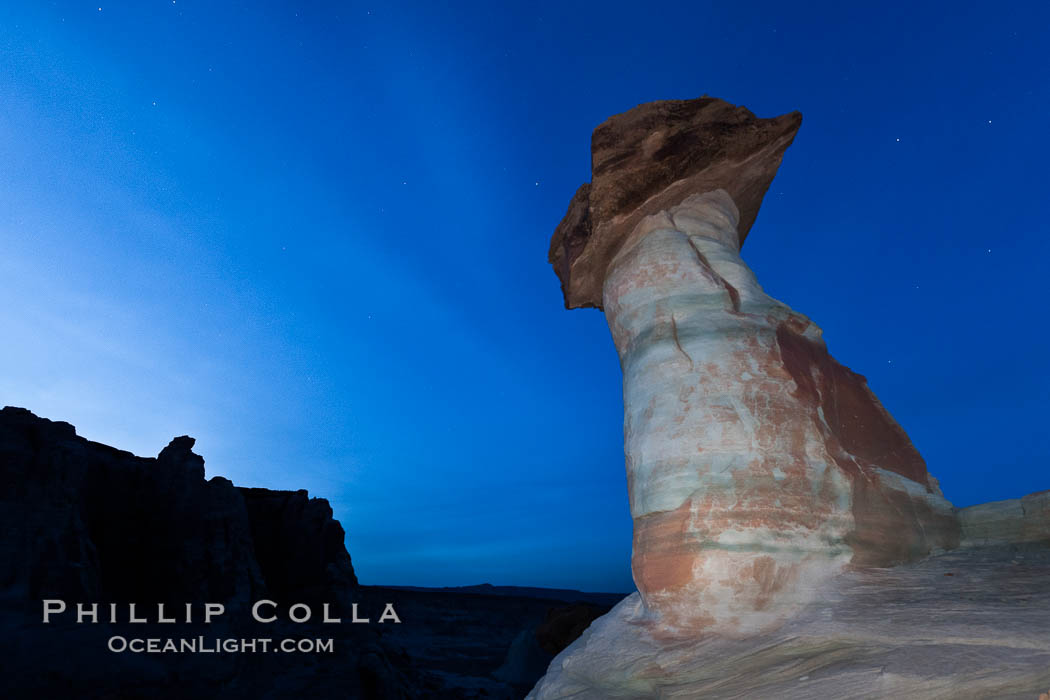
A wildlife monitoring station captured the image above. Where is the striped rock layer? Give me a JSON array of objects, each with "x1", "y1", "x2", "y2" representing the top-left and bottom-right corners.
[{"x1": 552, "y1": 98, "x2": 960, "y2": 636}]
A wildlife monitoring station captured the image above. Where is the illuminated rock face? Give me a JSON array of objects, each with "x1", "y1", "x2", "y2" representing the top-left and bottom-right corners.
[
  {"x1": 603, "y1": 189, "x2": 957, "y2": 635},
  {"x1": 529, "y1": 96, "x2": 1047, "y2": 699},
  {"x1": 548, "y1": 97, "x2": 960, "y2": 637}
]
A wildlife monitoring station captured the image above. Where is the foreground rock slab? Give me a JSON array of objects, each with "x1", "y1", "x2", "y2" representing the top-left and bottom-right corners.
[{"x1": 529, "y1": 545, "x2": 1050, "y2": 699}]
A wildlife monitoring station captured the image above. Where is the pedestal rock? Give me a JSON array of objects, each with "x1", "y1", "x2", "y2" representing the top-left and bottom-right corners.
[{"x1": 547, "y1": 97, "x2": 960, "y2": 638}]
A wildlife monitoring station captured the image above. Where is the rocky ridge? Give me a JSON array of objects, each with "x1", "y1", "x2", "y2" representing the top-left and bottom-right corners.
[
  {"x1": 0, "y1": 406, "x2": 613, "y2": 699},
  {"x1": 0, "y1": 406, "x2": 357, "y2": 612},
  {"x1": 0, "y1": 405, "x2": 409, "y2": 698}
]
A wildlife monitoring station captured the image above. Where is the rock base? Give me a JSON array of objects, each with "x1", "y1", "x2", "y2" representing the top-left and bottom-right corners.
[{"x1": 529, "y1": 545, "x2": 1050, "y2": 699}]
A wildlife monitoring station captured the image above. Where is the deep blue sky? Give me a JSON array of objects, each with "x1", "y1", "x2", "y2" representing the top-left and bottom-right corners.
[{"x1": 2, "y1": 1, "x2": 1047, "y2": 593}]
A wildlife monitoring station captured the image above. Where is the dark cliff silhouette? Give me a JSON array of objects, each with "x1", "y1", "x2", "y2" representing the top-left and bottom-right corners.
[{"x1": 0, "y1": 407, "x2": 616, "y2": 698}]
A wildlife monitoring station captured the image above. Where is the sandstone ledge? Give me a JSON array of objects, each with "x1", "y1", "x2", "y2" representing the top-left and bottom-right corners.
[{"x1": 959, "y1": 491, "x2": 1050, "y2": 548}]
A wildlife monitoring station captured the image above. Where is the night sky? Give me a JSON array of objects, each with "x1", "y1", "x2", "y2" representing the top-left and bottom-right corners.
[{"x1": 2, "y1": 1, "x2": 1048, "y2": 593}]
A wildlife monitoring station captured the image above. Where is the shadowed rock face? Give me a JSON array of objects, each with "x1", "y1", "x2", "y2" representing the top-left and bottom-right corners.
[
  {"x1": 549, "y1": 97, "x2": 960, "y2": 637},
  {"x1": 1, "y1": 406, "x2": 619, "y2": 699},
  {"x1": 240, "y1": 487, "x2": 358, "y2": 605},
  {"x1": 0, "y1": 406, "x2": 356, "y2": 608},
  {"x1": 534, "y1": 603, "x2": 609, "y2": 656},
  {"x1": 0, "y1": 406, "x2": 414, "y2": 699}
]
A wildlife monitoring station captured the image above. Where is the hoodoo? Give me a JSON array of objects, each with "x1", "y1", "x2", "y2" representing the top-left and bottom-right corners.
[{"x1": 549, "y1": 97, "x2": 959, "y2": 636}]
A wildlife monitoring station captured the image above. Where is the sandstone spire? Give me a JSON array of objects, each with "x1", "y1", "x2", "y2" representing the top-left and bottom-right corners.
[{"x1": 551, "y1": 97, "x2": 959, "y2": 636}]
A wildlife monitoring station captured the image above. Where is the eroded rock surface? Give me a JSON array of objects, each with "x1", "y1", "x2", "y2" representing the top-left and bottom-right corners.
[
  {"x1": 534, "y1": 95, "x2": 1050, "y2": 697},
  {"x1": 528, "y1": 546, "x2": 1050, "y2": 699},
  {"x1": 550, "y1": 98, "x2": 959, "y2": 638}
]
